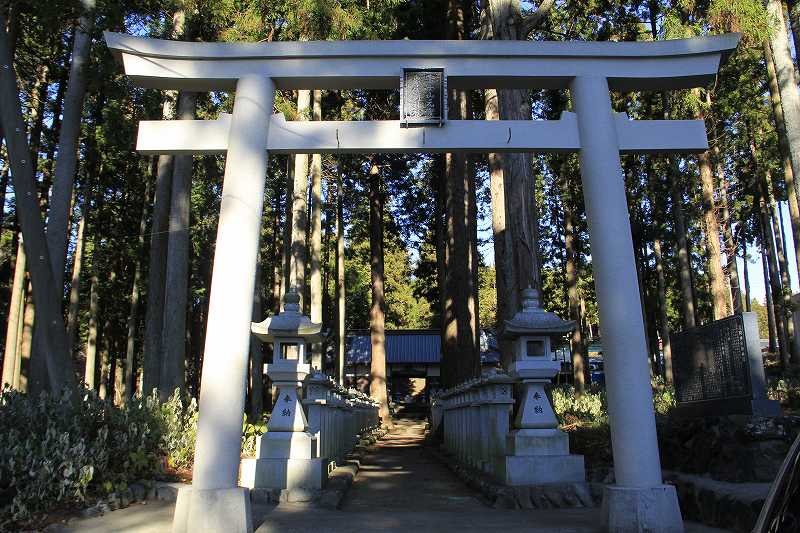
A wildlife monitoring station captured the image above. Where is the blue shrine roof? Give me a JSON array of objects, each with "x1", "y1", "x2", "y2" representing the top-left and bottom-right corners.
[{"x1": 344, "y1": 330, "x2": 500, "y2": 365}]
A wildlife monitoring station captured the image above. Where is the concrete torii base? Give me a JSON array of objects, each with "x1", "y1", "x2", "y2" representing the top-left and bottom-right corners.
[
  {"x1": 171, "y1": 486, "x2": 253, "y2": 533},
  {"x1": 602, "y1": 484, "x2": 684, "y2": 533}
]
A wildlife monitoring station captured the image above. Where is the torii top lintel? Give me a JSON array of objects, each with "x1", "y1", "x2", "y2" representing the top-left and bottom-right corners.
[{"x1": 104, "y1": 32, "x2": 740, "y2": 93}]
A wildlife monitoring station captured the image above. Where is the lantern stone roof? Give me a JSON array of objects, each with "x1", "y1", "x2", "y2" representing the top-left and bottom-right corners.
[
  {"x1": 251, "y1": 289, "x2": 322, "y2": 342},
  {"x1": 503, "y1": 287, "x2": 575, "y2": 340}
]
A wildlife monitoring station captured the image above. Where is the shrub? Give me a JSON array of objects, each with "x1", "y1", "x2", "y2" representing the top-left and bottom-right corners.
[
  {"x1": 0, "y1": 388, "x2": 163, "y2": 528},
  {"x1": 552, "y1": 385, "x2": 607, "y2": 426},
  {"x1": 156, "y1": 391, "x2": 198, "y2": 470}
]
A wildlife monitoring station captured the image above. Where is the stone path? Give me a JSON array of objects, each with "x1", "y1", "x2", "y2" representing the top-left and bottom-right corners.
[{"x1": 64, "y1": 414, "x2": 731, "y2": 532}]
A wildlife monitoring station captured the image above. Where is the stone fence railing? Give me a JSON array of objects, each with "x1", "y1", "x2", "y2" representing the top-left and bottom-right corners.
[
  {"x1": 431, "y1": 370, "x2": 516, "y2": 476},
  {"x1": 241, "y1": 371, "x2": 380, "y2": 492},
  {"x1": 431, "y1": 369, "x2": 584, "y2": 487},
  {"x1": 304, "y1": 372, "x2": 381, "y2": 468}
]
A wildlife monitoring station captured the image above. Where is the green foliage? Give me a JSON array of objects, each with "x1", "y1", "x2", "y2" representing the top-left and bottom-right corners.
[
  {"x1": 768, "y1": 376, "x2": 800, "y2": 410},
  {"x1": 552, "y1": 386, "x2": 607, "y2": 426},
  {"x1": 0, "y1": 388, "x2": 163, "y2": 528},
  {"x1": 242, "y1": 416, "x2": 268, "y2": 458},
  {"x1": 157, "y1": 390, "x2": 198, "y2": 470},
  {"x1": 0, "y1": 388, "x2": 204, "y2": 529}
]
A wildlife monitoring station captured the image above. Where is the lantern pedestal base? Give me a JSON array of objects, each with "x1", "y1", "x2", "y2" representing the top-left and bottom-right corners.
[
  {"x1": 240, "y1": 457, "x2": 326, "y2": 490},
  {"x1": 493, "y1": 452, "x2": 585, "y2": 486},
  {"x1": 240, "y1": 431, "x2": 326, "y2": 490},
  {"x1": 506, "y1": 428, "x2": 570, "y2": 456}
]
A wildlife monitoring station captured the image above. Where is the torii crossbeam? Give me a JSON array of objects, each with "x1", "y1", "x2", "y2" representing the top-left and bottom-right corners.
[{"x1": 105, "y1": 32, "x2": 739, "y2": 533}]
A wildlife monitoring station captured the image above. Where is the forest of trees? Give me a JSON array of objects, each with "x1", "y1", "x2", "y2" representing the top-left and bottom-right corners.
[{"x1": 1, "y1": 0, "x2": 800, "y2": 421}]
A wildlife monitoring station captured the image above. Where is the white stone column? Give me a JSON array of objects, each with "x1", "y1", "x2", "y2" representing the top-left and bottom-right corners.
[
  {"x1": 570, "y1": 75, "x2": 683, "y2": 532},
  {"x1": 173, "y1": 74, "x2": 274, "y2": 533}
]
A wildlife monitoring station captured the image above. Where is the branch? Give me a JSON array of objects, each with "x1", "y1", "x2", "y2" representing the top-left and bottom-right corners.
[{"x1": 522, "y1": 0, "x2": 556, "y2": 38}]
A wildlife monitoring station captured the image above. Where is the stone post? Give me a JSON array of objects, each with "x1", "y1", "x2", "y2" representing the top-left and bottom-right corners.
[
  {"x1": 172, "y1": 74, "x2": 274, "y2": 533},
  {"x1": 570, "y1": 75, "x2": 683, "y2": 532}
]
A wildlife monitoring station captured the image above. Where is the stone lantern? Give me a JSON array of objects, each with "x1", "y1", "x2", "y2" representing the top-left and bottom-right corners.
[
  {"x1": 240, "y1": 289, "x2": 326, "y2": 491},
  {"x1": 497, "y1": 287, "x2": 585, "y2": 485}
]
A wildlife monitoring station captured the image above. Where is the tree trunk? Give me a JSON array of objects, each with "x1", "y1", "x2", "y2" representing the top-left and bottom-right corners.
[
  {"x1": 65, "y1": 214, "x2": 85, "y2": 349},
  {"x1": 718, "y1": 171, "x2": 742, "y2": 314},
  {"x1": 742, "y1": 234, "x2": 751, "y2": 313},
  {"x1": 484, "y1": 0, "x2": 544, "y2": 370},
  {"x1": 653, "y1": 237, "x2": 673, "y2": 383},
  {"x1": 759, "y1": 177, "x2": 790, "y2": 366},
  {"x1": 270, "y1": 179, "x2": 283, "y2": 314},
  {"x1": 484, "y1": 89, "x2": 510, "y2": 342},
  {"x1": 85, "y1": 274, "x2": 99, "y2": 390},
  {"x1": 159, "y1": 91, "x2": 196, "y2": 401},
  {"x1": 767, "y1": 0, "x2": 800, "y2": 236},
  {"x1": 281, "y1": 156, "x2": 295, "y2": 310},
  {"x1": 768, "y1": 175, "x2": 798, "y2": 363},
  {"x1": 124, "y1": 173, "x2": 152, "y2": 400},
  {"x1": 660, "y1": 89, "x2": 698, "y2": 331},
  {"x1": 18, "y1": 286, "x2": 34, "y2": 392},
  {"x1": 142, "y1": 96, "x2": 176, "y2": 398},
  {"x1": 249, "y1": 261, "x2": 263, "y2": 421},
  {"x1": 0, "y1": 11, "x2": 76, "y2": 392},
  {"x1": 310, "y1": 90, "x2": 323, "y2": 369},
  {"x1": 697, "y1": 91, "x2": 729, "y2": 320},
  {"x1": 336, "y1": 167, "x2": 346, "y2": 385},
  {"x1": 2, "y1": 236, "x2": 25, "y2": 388},
  {"x1": 762, "y1": 228, "x2": 779, "y2": 354},
  {"x1": 45, "y1": 5, "x2": 93, "y2": 293},
  {"x1": 563, "y1": 174, "x2": 587, "y2": 393},
  {"x1": 368, "y1": 162, "x2": 391, "y2": 427},
  {"x1": 441, "y1": 0, "x2": 480, "y2": 387},
  {"x1": 290, "y1": 91, "x2": 311, "y2": 307},
  {"x1": 764, "y1": 39, "x2": 800, "y2": 285}
]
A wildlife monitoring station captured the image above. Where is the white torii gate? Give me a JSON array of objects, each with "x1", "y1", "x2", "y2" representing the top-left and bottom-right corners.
[{"x1": 105, "y1": 32, "x2": 739, "y2": 533}]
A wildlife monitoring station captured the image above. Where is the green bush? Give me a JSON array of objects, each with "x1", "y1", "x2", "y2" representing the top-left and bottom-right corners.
[
  {"x1": 157, "y1": 391, "x2": 198, "y2": 470},
  {"x1": 0, "y1": 388, "x2": 164, "y2": 528},
  {"x1": 552, "y1": 385, "x2": 607, "y2": 426},
  {"x1": 768, "y1": 376, "x2": 800, "y2": 410},
  {"x1": 0, "y1": 387, "x2": 202, "y2": 529}
]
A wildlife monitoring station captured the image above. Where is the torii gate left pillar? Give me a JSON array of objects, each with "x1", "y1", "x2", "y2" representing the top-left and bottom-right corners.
[{"x1": 171, "y1": 74, "x2": 274, "y2": 533}]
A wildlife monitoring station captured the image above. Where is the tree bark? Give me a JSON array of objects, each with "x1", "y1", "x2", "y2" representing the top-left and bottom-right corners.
[
  {"x1": 0, "y1": 11, "x2": 76, "y2": 392},
  {"x1": 45, "y1": 6, "x2": 93, "y2": 293},
  {"x1": 368, "y1": 162, "x2": 391, "y2": 427},
  {"x1": 159, "y1": 91, "x2": 196, "y2": 401},
  {"x1": 742, "y1": 234, "x2": 751, "y2": 312},
  {"x1": 336, "y1": 167, "x2": 346, "y2": 385},
  {"x1": 310, "y1": 90, "x2": 323, "y2": 369},
  {"x1": 563, "y1": 174, "x2": 587, "y2": 392},
  {"x1": 290, "y1": 91, "x2": 311, "y2": 307},
  {"x1": 142, "y1": 150, "x2": 174, "y2": 396},
  {"x1": 767, "y1": 0, "x2": 800, "y2": 236},
  {"x1": 718, "y1": 171, "x2": 742, "y2": 314},
  {"x1": 763, "y1": 243, "x2": 778, "y2": 353},
  {"x1": 768, "y1": 174, "x2": 798, "y2": 363},
  {"x1": 764, "y1": 39, "x2": 800, "y2": 285},
  {"x1": 484, "y1": 0, "x2": 545, "y2": 370},
  {"x1": 697, "y1": 91, "x2": 729, "y2": 321},
  {"x1": 281, "y1": 156, "x2": 295, "y2": 310},
  {"x1": 759, "y1": 175, "x2": 790, "y2": 366},
  {"x1": 2, "y1": 236, "x2": 25, "y2": 388},
  {"x1": 124, "y1": 173, "x2": 152, "y2": 400},
  {"x1": 65, "y1": 214, "x2": 85, "y2": 350},
  {"x1": 653, "y1": 236, "x2": 673, "y2": 383},
  {"x1": 84, "y1": 274, "x2": 99, "y2": 390},
  {"x1": 442, "y1": 0, "x2": 480, "y2": 387},
  {"x1": 249, "y1": 261, "x2": 263, "y2": 421}
]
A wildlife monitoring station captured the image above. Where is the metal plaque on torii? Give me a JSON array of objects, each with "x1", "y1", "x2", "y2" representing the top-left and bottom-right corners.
[{"x1": 400, "y1": 68, "x2": 446, "y2": 127}]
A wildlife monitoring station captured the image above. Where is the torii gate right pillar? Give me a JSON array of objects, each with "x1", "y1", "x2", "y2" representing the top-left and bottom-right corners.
[{"x1": 571, "y1": 75, "x2": 683, "y2": 532}]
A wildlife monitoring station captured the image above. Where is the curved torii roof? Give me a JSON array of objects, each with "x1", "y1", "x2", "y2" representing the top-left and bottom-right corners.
[{"x1": 104, "y1": 32, "x2": 740, "y2": 92}]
